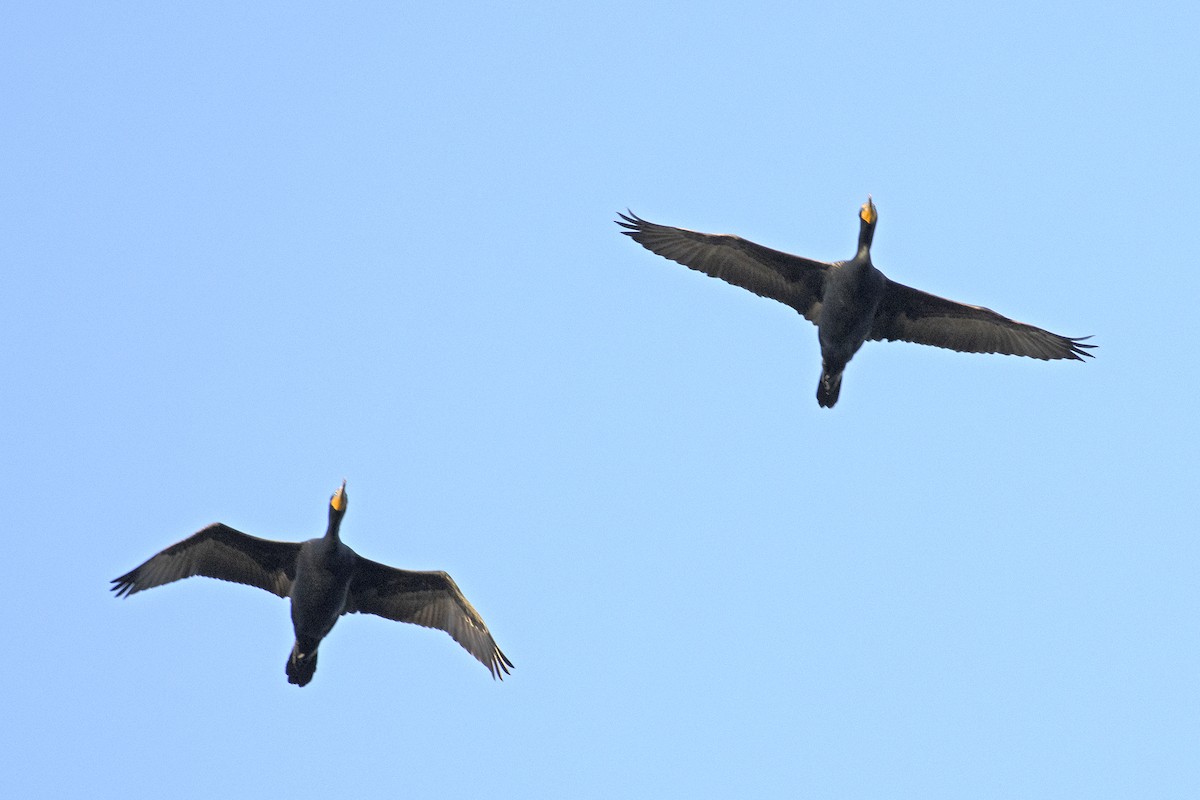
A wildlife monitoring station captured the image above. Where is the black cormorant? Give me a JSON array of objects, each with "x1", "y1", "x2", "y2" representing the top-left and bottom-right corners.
[
  {"x1": 617, "y1": 198, "x2": 1094, "y2": 407},
  {"x1": 112, "y1": 481, "x2": 513, "y2": 686}
]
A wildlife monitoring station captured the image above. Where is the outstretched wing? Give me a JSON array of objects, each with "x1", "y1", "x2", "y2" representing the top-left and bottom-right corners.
[
  {"x1": 344, "y1": 559, "x2": 513, "y2": 679},
  {"x1": 870, "y1": 280, "x2": 1095, "y2": 360},
  {"x1": 617, "y1": 211, "x2": 830, "y2": 323},
  {"x1": 111, "y1": 523, "x2": 301, "y2": 599}
]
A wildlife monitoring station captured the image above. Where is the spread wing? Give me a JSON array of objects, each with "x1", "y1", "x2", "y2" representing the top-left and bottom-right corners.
[
  {"x1": 870, "y1": 280, "x2": 1095, "y2": 360},
  {"x1": 344, "y1": 559, "x2": 513, "y2": 679},
  {"x1": 111, "y1": 523, "x2": 301, "y2": 599},
  {"x1": 617, "y1": 211, "x2": 830, "y2": 323}
]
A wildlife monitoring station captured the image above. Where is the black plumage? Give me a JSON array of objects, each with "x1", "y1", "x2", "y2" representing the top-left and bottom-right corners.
[
  {"x1": 112, "y1": 481, "x2": 512, "y2": 685},
  {"x1": 618, "y1": 198, "x2": 1093, "y2": 407}
]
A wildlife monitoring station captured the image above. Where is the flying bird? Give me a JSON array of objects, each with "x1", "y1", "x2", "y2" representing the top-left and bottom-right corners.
[
  {"x1": 617, "y1": 199, "x2": 1093, "y2": 407},
  {"x1": 112, "y1": 481, "x2": 513, "y2": 686}
]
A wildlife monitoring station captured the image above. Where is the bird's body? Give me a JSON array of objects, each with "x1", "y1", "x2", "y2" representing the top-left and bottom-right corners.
[
  {"x1": 286, "y1": 530, "x2": 355, "y2": 685},
  {"x1": 815, "y1": 220, "x2": 887, "y2": 406},
  {"x1": 617, "y1": 198, "x2": 1093, "y2": 407},
  {"x1": 112, "y1": 481, "x2": 512, "y2": 686}
]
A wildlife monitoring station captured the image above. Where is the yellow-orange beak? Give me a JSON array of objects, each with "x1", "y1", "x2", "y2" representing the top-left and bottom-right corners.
[
  {"x1": 330, "y1": 479, "x2": 348, "y2": 512},
  {"x1": 860, "y1": 196, "x2": 877, "y2": 225}
]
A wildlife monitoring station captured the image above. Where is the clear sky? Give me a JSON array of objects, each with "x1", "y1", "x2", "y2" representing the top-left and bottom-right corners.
[{"x1": 3, "y1": 2, "x2": 1198, "y2": 798}]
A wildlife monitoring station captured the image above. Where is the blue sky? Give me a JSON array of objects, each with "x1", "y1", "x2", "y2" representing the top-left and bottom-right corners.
[{"x1": 3, "y1": 2, "x2": 1198, "y2": 797}]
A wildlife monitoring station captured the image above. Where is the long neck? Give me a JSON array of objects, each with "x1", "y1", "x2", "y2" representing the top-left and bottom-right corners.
[
  {"x1": 325, "y1": 509, "x2": 344, "y2": 541},
  {"x1": 856, "y1": 218, "x2": 876, "y2": 260}
]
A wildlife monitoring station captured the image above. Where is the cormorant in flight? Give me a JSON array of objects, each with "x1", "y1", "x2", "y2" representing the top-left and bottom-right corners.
[
  {"x1": 112, "y1": 481, "x2": 513, "y2": 686},
  {"x1": 618, "y1": 198, "x2": 1093, "y2": 407}
]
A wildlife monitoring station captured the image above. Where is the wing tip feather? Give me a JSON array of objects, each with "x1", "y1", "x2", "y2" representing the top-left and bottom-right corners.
[
  {"x1": 1066, "y1": 335, "x2": 1097, "y2": 360},
  {"x1": 111, "y1": 572, "x2": 137, "y2": 598},
  {"x1": 615, "y1": 209, "x2": 646, "y2": 236},
  {"x1": 489, "y1": 647, "x2": 514, "y2": 680}
]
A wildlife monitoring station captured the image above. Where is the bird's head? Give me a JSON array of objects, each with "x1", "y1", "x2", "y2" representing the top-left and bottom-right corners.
[
  {"x1": 857, "y1": 195, "x2": 877, "y2": 252},
  {"x1": 859, "y1": 196, "x2": 877, "y2": 226},
  {"x1": 330, "y1": 479, "x2": 349, "y2": 516}
]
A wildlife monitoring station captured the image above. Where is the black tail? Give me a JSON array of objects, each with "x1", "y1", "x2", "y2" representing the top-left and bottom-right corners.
[
  {"x1": 816, "y1": 368, "x2": 842, "y2": 408},
  {"x1": 286, "y1": 642, "x2": 318, "y2": 687}
]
